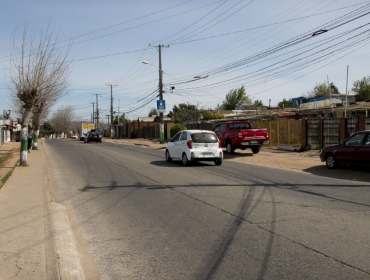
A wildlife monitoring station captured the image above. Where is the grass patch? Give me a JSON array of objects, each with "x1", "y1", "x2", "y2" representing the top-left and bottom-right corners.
[
  {"x1": 0, "y1": 151, "x2": 13, "y2": 167},
  {"x1": 0, "y1": 160, "x2": 19, "y2": 189}
]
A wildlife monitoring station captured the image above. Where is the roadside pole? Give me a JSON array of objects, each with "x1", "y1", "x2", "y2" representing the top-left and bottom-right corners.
[
  {"x1": 106, "y1": 84, "x2": 117, "y2": 139},
  {"x1": 149, "y1": 44, "x2": 169, "y2": 144}
]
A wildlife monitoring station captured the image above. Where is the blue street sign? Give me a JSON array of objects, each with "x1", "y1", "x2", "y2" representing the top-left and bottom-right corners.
[{"x1": 157, "y1": 100, "x2": 166, "y2": 112}]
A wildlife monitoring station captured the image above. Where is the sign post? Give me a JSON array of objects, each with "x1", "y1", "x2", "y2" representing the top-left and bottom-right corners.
[{"x1": 157, "y1": 100, "x2": 166, "y2": 142}]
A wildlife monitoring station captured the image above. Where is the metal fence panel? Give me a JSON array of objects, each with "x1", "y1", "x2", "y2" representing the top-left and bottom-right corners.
[
  {"x1": 323, "y1": 118, "x2": 340, "y2": 146},
  {"x1": 307, "y1": 119, "x2": 321, "y2": 148},
  {"x1": 346, "y1": 117, "x2": 358, "y2": 136}
]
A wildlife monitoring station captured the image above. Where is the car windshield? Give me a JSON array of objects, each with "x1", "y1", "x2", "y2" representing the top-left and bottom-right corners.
[{"x1": 191, "y1": 133, "x2": 217, "y2": 143}]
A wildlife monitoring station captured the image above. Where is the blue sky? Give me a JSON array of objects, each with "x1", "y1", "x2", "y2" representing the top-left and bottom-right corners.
[{"x1": 1, "y1": 0, "x2": 369, "y2": 122}]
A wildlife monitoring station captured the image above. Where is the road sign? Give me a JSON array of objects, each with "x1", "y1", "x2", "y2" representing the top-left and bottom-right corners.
[{"x1": 157, "y1": 100, "x2": 166, "y2": 113}]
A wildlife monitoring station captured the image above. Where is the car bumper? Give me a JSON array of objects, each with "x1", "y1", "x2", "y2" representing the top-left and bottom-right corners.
[{"x1": 187, "y1": 149, "x2": 223, "y2": 161}]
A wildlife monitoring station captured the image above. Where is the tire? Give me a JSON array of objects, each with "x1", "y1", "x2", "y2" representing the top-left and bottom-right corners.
[
  {"x1": 252, "y1": 146, "x2": 261, "y2": 154},
  {"x1": 226, "y1": 141, "x2": 234, "y2": 154},
  {"x1": 325, "y1": 154, "x2": 337, "y2": 169},
  {"x1": 214, "y1": 158, "x2": 222, "y2": 166},
  {"x1": 182, "y1": 153, "x2": 189, "y2": 166},
  {"x1": 165, "y1": 150, "x2": 172, "y2": 162}
]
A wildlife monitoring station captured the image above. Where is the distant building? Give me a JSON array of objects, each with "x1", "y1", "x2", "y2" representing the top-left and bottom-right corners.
[{"x1": 292, "y1": 94, "x2": 356, "y2": 109}]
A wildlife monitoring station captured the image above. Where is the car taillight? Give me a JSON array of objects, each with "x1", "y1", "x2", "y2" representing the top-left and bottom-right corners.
[
  {"x1": 218, "y1": 140, "x2": 221, "y2": 148},
  {"x1": 187, "y1": 140, "x2": 193, "y2": 149},
  {"x1": 99, "y1": 135, "x2": 102, "y2": 138},
  {"x1": 239, "y1": 132, "x2": 242, "y2": 138}
]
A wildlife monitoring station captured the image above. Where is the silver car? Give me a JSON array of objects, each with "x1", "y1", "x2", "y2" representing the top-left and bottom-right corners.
[{"x1": 165, "y1": 130, "x2": 223, "y2": 166}]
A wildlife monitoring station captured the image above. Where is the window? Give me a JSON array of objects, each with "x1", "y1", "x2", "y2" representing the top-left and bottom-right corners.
[
  {"x1": 213, "y1": 125, "x2": 220, "y2": 132},
  {"x1": 230, "y1": 123, "x2": 234, "y2": 130},
  {"x1": 172, "y1": 133, "x2": 182, "y2": 142},
  {"x1": 234, "y1": 123, "x2": 240, "y2": 130},
  {"x1": 345, "y1": 133, "x2": 366, "y2": 146},
  {"x1": 365, "y1": 134, "x2": 370, "y2": 146},
  {"x1": 180, "y1": 132, "x2": 188, "y2": 141},
  {"x1": 191, "y1": 133, "x2": 217, "y2": 143},
  {"x1": 220, "y1": 124, "x2": 227, "y2": 131}
]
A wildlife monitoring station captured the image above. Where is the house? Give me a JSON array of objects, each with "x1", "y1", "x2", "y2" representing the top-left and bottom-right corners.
[
  {"x1": 292, "y1": 94, "x2": 356, "y2": 109},
  {"x1": 0, "y1": 119, "x2": 13, "y2": 145}
]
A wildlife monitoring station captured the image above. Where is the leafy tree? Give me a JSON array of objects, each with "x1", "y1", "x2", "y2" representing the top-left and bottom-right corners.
[
  {"x1": 253, "y1": 99, "x2": 264, "y2": 106},
  {"x1": 41, "y1": 123, "x2": 53, "y2": 132},
  {"x1": 170, "y1": 124, "x2": 187, "y2": 138},
  {"x1": 113, "y1": 114, "x2": 126, "y2": 125},
  {"x1": 202, "y1": 110, "x2": 225, "y2": 120},
  {"x1": 221, "y1": 86, "x2": 252, "y2": 110},
  {"x1": 278, "y1": 98, "x2": 293, "y2": 108},
  {"x1": 352, "y1": 76, "x2": 370, "y2": 101},
  {"x1": 148, "y1": 108, "x2": 158, "y2": 117},
  {"x1": 307, "y1": 81, "x2": 340, "y2": 98},
  {"x1": 171, "y1": 103, "x2": 201, "y2": 123}
]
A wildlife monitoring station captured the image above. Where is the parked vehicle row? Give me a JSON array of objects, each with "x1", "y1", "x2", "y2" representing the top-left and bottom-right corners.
[{"x1": 320, "y1": 130, "x2": 370, "y2": 169}]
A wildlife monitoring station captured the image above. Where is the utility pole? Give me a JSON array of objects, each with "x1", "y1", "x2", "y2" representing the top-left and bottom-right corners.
[
  {"x1": 327, "y1": 75, "x2": 333, "y2": 114},
  {"x1": 106, "y1": 115, "x2": 110, "y2": 124},
  {"x1": 106, "y1": 84, "x2": 117, "y2": 138},
  {"x1": 345, "y1": 65, "x2": 349, "y2": 118},
  {"x1": 149, "y1": 44, "x2": 169, "y2": 143},
  {"x1": 90, "y1": 102, "x2": 95, "y2": 126}
]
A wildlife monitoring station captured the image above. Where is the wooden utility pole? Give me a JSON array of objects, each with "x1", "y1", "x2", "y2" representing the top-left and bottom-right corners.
[
  {"x1": 106, "y1": 84, "x2": 117, "y2": 138},
  {"x1": 345, "y1": 65, "x2": 349, "y2": 118},
  {"x1": 149, "y1": 44, "x2": 169, "y2": 143},
  {"x1": 90, "y1": 102, "x2": 95, "y2": 126}
]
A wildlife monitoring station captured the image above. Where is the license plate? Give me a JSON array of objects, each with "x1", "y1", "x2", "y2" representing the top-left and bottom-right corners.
[
  {"x1": 251, "y1": 141, "x2": 257, "y2": 144},
  {"x1": 201, "y1": 152, "x2": 212, "y2": 156}
]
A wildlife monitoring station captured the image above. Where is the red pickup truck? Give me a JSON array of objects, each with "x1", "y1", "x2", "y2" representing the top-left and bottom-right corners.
[{"x1": 213, "y1": 121, "x2": 269, "y2": 154}]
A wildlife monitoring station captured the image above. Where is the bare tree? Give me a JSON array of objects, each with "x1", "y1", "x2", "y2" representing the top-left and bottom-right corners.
[
  {"x1": 50, "y1": 106, "x2": 75, "y2": 138},
  {"x1": 8, "y1": 21, "x2": 72, "y2": 165}
]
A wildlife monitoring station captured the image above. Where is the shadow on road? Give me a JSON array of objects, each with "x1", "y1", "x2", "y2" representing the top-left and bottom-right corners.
[
  {"x1": 150, "y1": 160, "x2": 217, "y2": 168},
  {"x1": 303, "y1": 164, "x2": 370, "y2": 184}
]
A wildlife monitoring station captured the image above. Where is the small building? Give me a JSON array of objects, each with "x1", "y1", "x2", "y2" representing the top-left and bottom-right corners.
[{"x1": 292, "y1": 94, "x2": 356, "y2": 109}]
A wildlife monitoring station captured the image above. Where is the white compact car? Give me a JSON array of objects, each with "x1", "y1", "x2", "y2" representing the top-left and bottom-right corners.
[{"x1": 166, "y1": 130, "x2": 223, "y2": 166}]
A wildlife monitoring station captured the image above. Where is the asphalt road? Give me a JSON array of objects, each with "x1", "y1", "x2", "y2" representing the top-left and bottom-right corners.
[{"x1": 44, "y1": 139, "x2": 370, "y2": 280}]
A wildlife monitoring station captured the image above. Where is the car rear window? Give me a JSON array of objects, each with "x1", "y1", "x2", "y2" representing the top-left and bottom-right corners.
[
  {"x1": 93, "y1": 131, "x2": 100, "y2": 135},
  {"x1": 191, "y1": 133, "x2": 217, "y2": 143}
]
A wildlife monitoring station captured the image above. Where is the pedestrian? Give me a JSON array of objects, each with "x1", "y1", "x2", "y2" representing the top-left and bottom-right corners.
[{"x1": 27, "y1": 130, "x2": 33, "y2": 153}]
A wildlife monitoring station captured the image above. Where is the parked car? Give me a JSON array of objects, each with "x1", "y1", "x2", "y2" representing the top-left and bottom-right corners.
[
  {"x1": 213, "y1": 121, "x2": 269, "y2": 154},
  {"x1": 320, "y1": 131, "x2": 370, "y2": 169},
  {"x1": 166, "y1": 130, "x2": 223, "y2": 166},
  {"x1": 71, "y1": 135, "x2": 78, "y2": 139},
  {"x1": 84, "y1": 131, "x2": 102, "y2": 143}
]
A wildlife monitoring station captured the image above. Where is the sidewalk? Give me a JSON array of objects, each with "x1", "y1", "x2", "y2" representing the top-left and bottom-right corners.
[{"x1": 0, "y1": 140, "x2": 57, "y2": 279}]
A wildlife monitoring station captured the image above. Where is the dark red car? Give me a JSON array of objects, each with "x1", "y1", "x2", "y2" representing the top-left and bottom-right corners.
[{"x1": 320, "y1": 131, "x2": 370, "y2": 169}]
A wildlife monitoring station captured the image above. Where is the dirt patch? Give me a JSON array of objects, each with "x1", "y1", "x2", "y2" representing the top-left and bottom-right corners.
[{"x1": 0, "y1": 144, "x2": 20, "y2": 187}]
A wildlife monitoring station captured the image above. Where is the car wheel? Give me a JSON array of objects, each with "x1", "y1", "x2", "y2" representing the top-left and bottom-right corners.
[
  {"x1": 226, "y1": 141, "x2": 234, "y2": 154},
  {"x1": 252, "y1": 146, "x2": 261, "y2": 154},
  {"x1": 165, "y1": 150, "x2": 172, "y2": 162},
  {"x1": 214, "y1": 158, "x2": 222, "y2": 166},
  {"x1": 326, "y1": 154, "x2": 337, "y2": 169},
  {"x1": 182, "y1": 153, "x2": 189, "y2": 166}
]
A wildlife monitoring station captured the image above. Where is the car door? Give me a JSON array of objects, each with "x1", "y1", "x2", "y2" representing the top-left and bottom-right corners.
[
  {"x1": 360, "y1": 133, "x2": 370, "y2": 165},
  {"x1": 176, "y1": 132, "x2": 188, "y2": 158},
  {"x1": 168, "y1": 132, "x2": 181, "y2": 159},
  {"x1": 336, "y1": 133, "x2": 366, "y2": 164},
  {"x1": 217, "y1": 123, "x2": 228, "y2": 146}
]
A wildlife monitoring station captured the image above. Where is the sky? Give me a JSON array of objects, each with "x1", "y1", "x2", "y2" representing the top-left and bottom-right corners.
[{"x1": 1, "y1": 0, "x2": 370, "y2": 122}]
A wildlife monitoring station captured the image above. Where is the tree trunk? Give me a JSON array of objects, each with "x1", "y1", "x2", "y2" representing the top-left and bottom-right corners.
[{"x1": 20, "y1": 109, "x2": 32, "y2": 165}]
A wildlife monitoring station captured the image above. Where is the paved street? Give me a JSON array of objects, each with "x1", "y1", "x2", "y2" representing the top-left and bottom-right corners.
[{"x1": 44, "y1": 139, "x2": 370, "y2": 279}]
